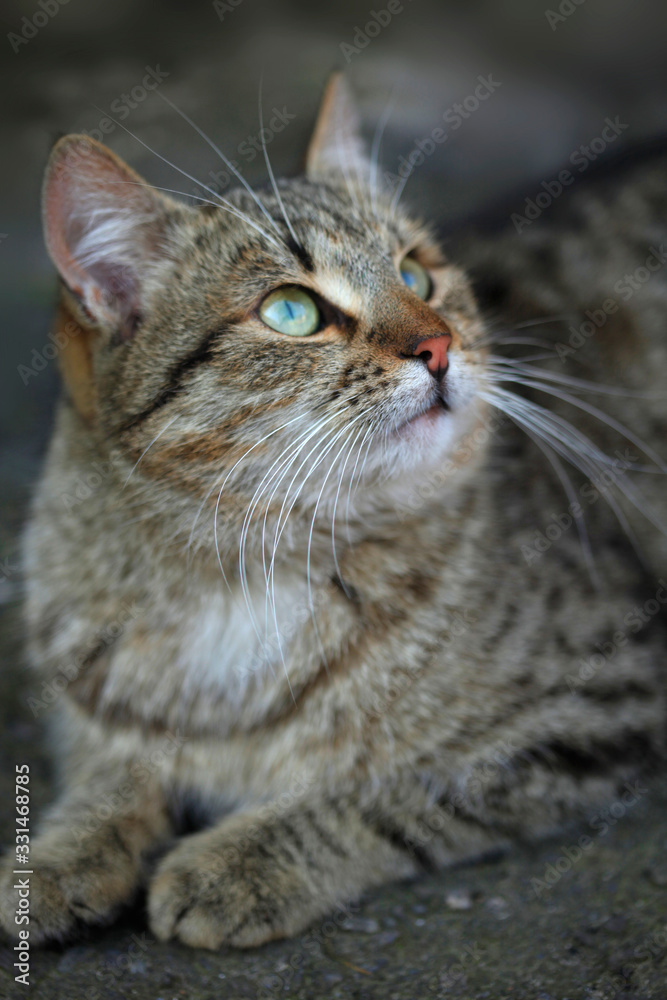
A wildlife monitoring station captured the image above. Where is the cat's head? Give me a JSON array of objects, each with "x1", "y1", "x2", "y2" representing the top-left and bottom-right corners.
[{"x1": 43, "y1": 75, "x2": 488, "y2": 550}]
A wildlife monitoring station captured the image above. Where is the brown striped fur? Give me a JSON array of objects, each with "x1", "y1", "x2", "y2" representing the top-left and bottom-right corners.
[{"x1": 1, "y1": 77, "x2": 665, "y2": 949}]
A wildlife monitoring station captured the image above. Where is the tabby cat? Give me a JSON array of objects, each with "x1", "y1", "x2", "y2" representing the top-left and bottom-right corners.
[{"x1": 1, "y1": 75, "x2": 665, "y2": 950}]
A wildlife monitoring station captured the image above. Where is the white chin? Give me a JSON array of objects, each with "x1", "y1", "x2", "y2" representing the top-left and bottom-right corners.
[
  {"x1": 388, "y1": 353, "x2": 484, "y2": 475},
  {"x1": 396, "y1": 402, "x2": 449, "y2": 441},
  {"x1": 390, "y1": 404, "x2": 465, "y2": 472}
]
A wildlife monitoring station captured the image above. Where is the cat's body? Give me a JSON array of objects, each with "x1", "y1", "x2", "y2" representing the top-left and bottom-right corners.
[
  {"x1": 1, "y1": 78, "x2": 665, "y2": 949},
  {"x1": 459, "y1": 141, "x2": 667, "y2": 575}
]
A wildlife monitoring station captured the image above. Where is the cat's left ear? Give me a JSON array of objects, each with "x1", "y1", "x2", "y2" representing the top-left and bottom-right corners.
[
  {"x1": 42, "y1": 134, "x2": 178, "y2": 340},
  {"x1": 305, "y1": 73, "x2": 369, "y2": 181}
]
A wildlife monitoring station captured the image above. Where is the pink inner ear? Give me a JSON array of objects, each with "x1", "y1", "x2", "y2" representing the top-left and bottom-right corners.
[
  {"x1": 42, "y1": 136, "x2": 164, "y2": 337},
  {"x1": 43, "y1": 168, "x2": 88, "y2": 298}
]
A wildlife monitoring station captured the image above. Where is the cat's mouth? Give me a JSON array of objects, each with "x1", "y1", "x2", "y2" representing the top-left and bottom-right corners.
[{"x1": 395, "y1": 393, "x2": 450, "y2": 435}]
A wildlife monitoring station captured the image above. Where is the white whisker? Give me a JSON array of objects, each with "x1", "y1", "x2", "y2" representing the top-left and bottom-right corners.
[
  {"x1": 90, "y1": 104, "x2": 283, "y2": 249},
  {"x1": 258, "y1": 412, "x2": 348, "y2": 632},
  {"x1": 344, "y1": 423, "x2": 376, "y2": 541},
  {"x1": 154, "y1": 89, "x2": 283, "y2": 238},
  {"x1": 389, "y1": 166, "x2": 411, "y2": 218},
  {"x1": 304, "y1": 424, "x2": 365, "y2": 672},
  {"x1": 331, "y1": 423, "x2": 368, "y2": 593},
  {"x1": 236, "y1": 408, "x2": 346, "y2": 650},
  {"x1": 369, "y1": 88, "x2": 396, "y2": 217},
  {"x1": 513, "y1": 315, "x2": 573, "y2": 329},
  {"x1": 488, "y1": 355, "x2": 666, "y2": 402},
  {"x1": 122, "y1": 415, "x2": 178, "y2": 489},
  {"x1": 481, "y1": 385, "x2": 666, "y2": 557},
  {"x1": 493, "y1": 336, "x2": 556, "y2": 350},
  {"x1": 522, "y1": 424, "x2": 599, "y2": 586},
  {"x1": 258, "y1": 75, "x2": 300, "y2": 246},
  {"x1": 188, "y1": 409, "x2": 308, "y2": 572},
  {"x1": 263, "y1": 410, "x2": 368, "y2": 639},
  {"x1": 486, "y1": 363, "x2": 666, "y2": 471},
  {"x1": 260, "y1": 415, "x2": 353, "y2": 695}
]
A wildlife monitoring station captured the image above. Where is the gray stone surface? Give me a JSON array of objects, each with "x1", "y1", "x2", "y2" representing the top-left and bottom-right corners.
[{"x1": 2, "y1": 1, "x2": 667, "y2": 996}]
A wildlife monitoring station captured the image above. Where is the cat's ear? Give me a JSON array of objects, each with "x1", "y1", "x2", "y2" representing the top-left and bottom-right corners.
[
  {"x1": 306, "y1": 73, "x2": 369, "y2": 181},
  {"x1": 42, "y1": 135, "x2": 176, "y2": 339}
]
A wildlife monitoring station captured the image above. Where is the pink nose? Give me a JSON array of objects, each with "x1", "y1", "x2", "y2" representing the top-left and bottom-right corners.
[{"x1": 413, "y1": 334, "x2": 451, "y2": 376}]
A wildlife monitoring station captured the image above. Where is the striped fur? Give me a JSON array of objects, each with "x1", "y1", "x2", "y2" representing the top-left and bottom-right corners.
[{"x1": 1, "y1": 78, "x2": 665, "y2": 949}]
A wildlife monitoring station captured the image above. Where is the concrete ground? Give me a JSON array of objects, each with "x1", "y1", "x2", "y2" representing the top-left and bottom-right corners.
[{"x1": 1, "y1": 1, "x2": 667, "y2": 996}]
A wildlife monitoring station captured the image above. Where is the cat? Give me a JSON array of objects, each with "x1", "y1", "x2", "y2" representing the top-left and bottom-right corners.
[{"x1": 1, "y1": 74, "x2": 665, "y2": 950}]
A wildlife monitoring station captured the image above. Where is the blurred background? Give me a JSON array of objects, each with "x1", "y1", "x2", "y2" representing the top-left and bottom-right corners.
[{"x1": 2, "y1": 3, "x2": 667, "y2": 996}]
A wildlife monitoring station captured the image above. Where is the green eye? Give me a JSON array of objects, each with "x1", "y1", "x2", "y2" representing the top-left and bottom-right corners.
[
  {"x1": 259, "y1": 287, "x2": 321, "y2": 337},
  {"x1": 399, "y1": 256, "x2": 432, "y2": 300}
]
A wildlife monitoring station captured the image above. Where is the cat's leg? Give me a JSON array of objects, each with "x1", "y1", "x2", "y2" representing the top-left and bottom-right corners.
[
  {"x1": 148, "y1": 794, "x2": 424, "y2": 949},
  {"x1": 146, "y1": 787, "x2": 518, "y2": 951},
  {"x1": 147, "y1": 728, "x2": 660, "y2": 950},
  {"x1": 0, "y1": 759, "x2": 171, "y2": 943}
]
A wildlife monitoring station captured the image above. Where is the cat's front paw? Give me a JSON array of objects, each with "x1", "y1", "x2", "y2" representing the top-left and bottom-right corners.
[
  {"x1": 0, "y1": 831, "x2": 141, "y2": 944},
  {"x1": 148, "y1": 831, "x2": 315, "y2": 950}
]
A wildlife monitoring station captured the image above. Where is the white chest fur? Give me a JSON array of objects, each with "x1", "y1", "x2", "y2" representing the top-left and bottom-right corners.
[{"x1": 175, "y1": 572, "x2": 311, "y2": 706}]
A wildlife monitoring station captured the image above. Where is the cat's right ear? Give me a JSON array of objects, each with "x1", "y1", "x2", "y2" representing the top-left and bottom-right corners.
[
  {"x1": 42, "y1": 135, "x2": 176, "y2": 340},
  {"x1": 305, "y1": 73, "x2": 369, "y2": 182}
]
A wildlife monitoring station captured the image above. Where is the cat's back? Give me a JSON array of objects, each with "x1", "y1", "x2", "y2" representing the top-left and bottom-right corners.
[{"x1": 457, "y1": 143, "x2": 667, "y2": 575}]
